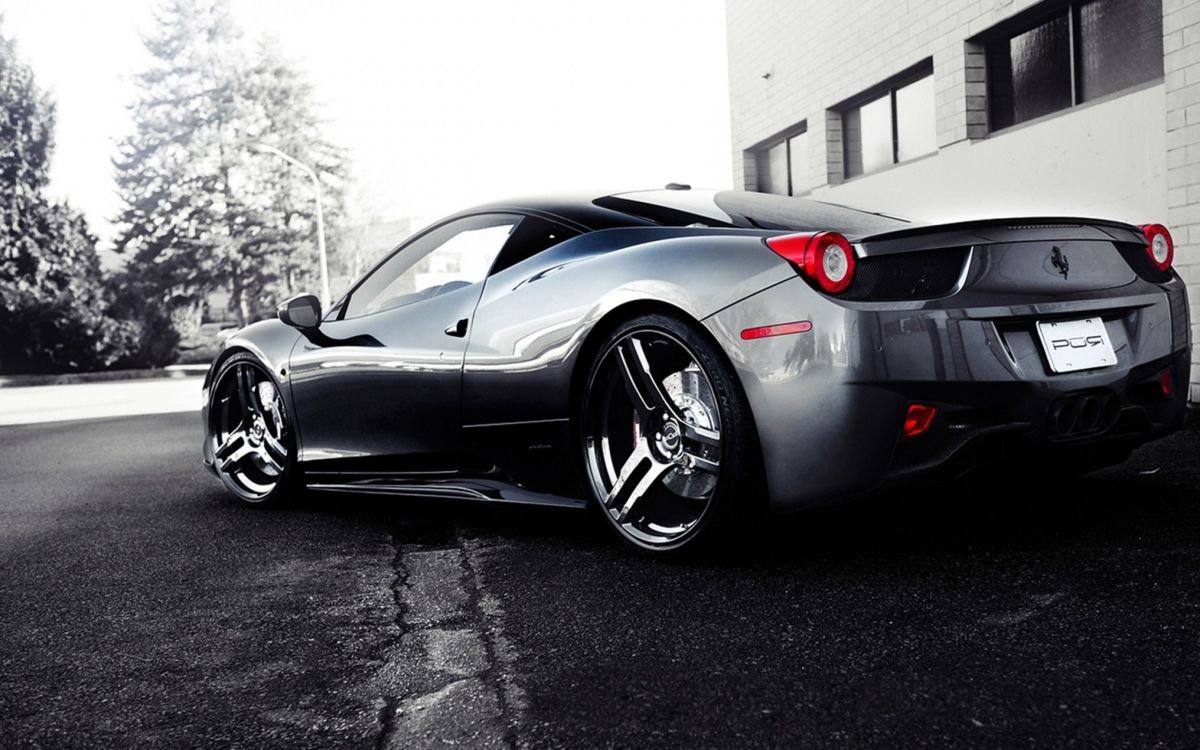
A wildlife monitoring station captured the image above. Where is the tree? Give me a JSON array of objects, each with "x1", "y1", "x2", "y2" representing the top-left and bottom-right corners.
[
  {"x1": 240, "y1": 37, "x2": 347, "y2": 310},
  {"x1": 0, "y1": 20, "x2": 141, "y2": 373},
  {"x1": 112, "y1": 0, "x2": 247, "y2": 331},
  {"x1": 113, "y1": 0, "x2": 346, "y2": 328},
  {"x1": 0, "y1": 19, "x2": 53, "y2": 266}
]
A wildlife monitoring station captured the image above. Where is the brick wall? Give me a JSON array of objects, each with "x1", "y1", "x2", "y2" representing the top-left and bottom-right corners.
[
  {"x1": 1164, "y1": 0, "x2": 1200, "y2": 401},
  {"x1": 726, "y1": 0, "x2": 1198, "y2": 400},
  {"x1": 726, "y1": 0, "x2": 1039, "y2": 186}
]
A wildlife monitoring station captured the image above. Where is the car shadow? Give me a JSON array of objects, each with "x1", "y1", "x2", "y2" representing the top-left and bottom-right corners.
[{"x1": 260, "y1": 456, "x2": 1199, "y2": 570}]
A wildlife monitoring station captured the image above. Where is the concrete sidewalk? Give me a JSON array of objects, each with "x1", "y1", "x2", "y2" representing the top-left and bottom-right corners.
[
  {"x1": 0, "y1": 364, "x2": 208, "y2": 389},
  {"x1": 0, "y1": 377, "x2": 203, "y2": 426}
]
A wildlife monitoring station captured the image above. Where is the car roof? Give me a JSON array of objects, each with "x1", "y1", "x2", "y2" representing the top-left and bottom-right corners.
[{"x1": 458, "y1": 191, "x2": 658, "y2": 230}]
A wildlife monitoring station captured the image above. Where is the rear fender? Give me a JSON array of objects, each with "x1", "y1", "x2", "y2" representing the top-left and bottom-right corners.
[
  {"x1": 703, "y1": 276, "x2": 905, "y2": 510},
  {"x1": 463, "y1": 231, "x2": 795, "y2": 427}
]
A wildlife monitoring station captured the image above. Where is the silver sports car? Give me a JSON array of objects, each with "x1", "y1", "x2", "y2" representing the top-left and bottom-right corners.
[{"x1": 202, "y1": 188, "x2": 1191, "y2": 555}]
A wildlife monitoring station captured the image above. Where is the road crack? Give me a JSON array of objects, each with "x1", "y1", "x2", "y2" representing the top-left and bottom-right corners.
[
  {"x1": 375, "y1": 524, "x2": 522, "y2": 749},
  {"x1": 459, "y1": 533, "x2": 526, "y2": 748}
]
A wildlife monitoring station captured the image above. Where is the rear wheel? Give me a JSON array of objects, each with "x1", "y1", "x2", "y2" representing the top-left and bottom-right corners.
[
  {"x1": 580, "y1": 313, "x2": 760, "y2": 555},
  {"x1": 208, "y1": 353, "x2": 298, "y2": 505}
]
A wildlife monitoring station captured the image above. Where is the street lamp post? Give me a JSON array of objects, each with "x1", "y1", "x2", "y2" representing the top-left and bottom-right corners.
[{"x1": 254, "y1": 144, "x2": 331, "y2": 307}]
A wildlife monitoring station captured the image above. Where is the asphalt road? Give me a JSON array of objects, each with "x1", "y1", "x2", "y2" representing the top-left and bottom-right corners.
[{"x1": 2, "y1": 412, "x2": 1200, "y2": 748}]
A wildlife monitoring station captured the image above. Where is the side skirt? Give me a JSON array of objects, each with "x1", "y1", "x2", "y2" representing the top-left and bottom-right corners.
[{"x1": 304, "y1": 476, "x2": 587, "y2": 509}]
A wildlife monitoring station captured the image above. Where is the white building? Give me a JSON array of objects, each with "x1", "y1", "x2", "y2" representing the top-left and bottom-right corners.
[{"x1": 725, "y1": 0, "x2": 1198, "y2": 401}]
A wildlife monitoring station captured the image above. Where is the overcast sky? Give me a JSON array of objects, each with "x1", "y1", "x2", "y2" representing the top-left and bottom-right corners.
[{"x1": 3, "y1": 0, "x2": 732, "y2": 247}]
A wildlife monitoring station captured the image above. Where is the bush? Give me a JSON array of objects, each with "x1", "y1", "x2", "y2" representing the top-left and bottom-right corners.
[
  {"x1": 0, "y1": 289, "x2": 129, "y2": 374},
  {"x1": 105, "y1": 280, "x2": 182, "y2": 370}
]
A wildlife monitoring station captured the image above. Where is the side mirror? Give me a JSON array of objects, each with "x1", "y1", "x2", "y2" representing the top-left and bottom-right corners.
[{"x1": 278, "y1": 294, "x2": 322, "y2": 330}]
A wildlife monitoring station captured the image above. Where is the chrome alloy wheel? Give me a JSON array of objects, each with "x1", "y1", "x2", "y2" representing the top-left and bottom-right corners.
[
  {"x1": 583, "y1": 329, "x2": 723, "y2": 547},
  {"x1": 210, "y1": 361, "x2": 290, "y2": 501}
]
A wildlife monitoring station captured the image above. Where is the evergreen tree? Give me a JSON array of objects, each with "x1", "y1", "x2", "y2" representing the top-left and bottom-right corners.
[
  {"x1": 0, "y1": 20, "x2": 141, "y2": 373},
  {"x1": 113, "y1": 0, "x2": 247, "y2": 330},
  {"x1": 0, "y1": 20, "x2": 54, "y2": 273},
  {"x1": 114, "y1": 0, "x2": 346, "y2": 327},
  {"x1": 242, "y1": 37, "x2": 347, "y2": 309}
]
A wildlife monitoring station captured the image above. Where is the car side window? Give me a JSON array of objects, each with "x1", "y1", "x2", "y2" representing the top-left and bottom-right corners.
[
  {"x1": 490, "y1": 215, "x2": 581, "y2": 274},
  {"x1": 343, "y1": 214, "x2": 519, "y2": 319}
]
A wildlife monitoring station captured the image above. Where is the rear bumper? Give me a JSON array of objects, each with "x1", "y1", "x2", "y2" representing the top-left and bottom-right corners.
[
  {"x1": 881, "y1": 349, "x2": 1187, "y2": 483},
  {"x1": 704, "y1": 275, "x2": 1191, "y2": 513}
]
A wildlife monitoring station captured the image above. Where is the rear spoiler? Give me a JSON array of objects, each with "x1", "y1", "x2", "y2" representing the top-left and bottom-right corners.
[{"x1": 857, "y1": 217, "x2": 1145, "y2": 257}]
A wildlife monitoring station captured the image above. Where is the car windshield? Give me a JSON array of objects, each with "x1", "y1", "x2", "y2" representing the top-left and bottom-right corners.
[{"x1": 594, "y1": 189, "x2": 913, "y2": 238}]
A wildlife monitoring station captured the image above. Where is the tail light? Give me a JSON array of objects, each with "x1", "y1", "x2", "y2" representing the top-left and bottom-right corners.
[
  {"x1": 1140, "y1": 224, "x2": 1174, "y2": 271},
  {"x1": 1159, "y1": 367, "x2": 1174, "y2": 398},
  {"x1": 902, "y1": 403, "x2": 937, "y2": 439},
  {"x1": 765, "y1": 232, "x2": 856, "y2": 294}
]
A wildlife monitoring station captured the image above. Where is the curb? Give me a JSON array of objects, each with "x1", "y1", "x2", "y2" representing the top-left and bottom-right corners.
[{"x1": 0, "y1": 365, "x2": 208, "y2": 389}]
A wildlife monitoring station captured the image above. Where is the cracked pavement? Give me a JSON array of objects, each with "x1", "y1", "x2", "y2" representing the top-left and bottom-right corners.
[{"x1": 2, "y1": 412, "x2": 1200, "y2": 747}]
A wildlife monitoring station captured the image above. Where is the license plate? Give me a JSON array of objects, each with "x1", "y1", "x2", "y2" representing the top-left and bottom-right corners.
[{"x1": 1036, "y1": 318, "x2": 1116, "y2": 373}]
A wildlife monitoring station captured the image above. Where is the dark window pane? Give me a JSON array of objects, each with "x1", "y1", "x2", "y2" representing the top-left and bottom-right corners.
[
  {"x1": 1010, "y1": 13, "x2": 1073, "y2": 123},
  {"x1": 787, "y1": 131, "x2": 809, "y2": 194},
  {"x1": 844, "y1": 94, "x2": 892, "y2": 178},
  {"x1": 895, "y1": 74, "x2": 936, "y2": 161},
  {"x1": 988, "y1": 11, "x2": 1072, "y2": 130},
  {"x1": 1078, "y1": 0, "x2": 1164, "y2": 101},
  {"x1": 592, "y1": 194, "x2": 736, "y2": 228},
  {"x1": 843, "y1": 107, "x2": 863, "y2": 178},
  {"x1": 713, "y1": 191, "x2": 912, "y2": 235},
  {"x1": 755, "y1": 141, "x2": 789, "y2": 195},
  {"x1": 491, "y1": 216, "x2": 579, "y2": 274},
  {"x1": 987, "y1": 40, "x2": 1015, "y2": 129}
]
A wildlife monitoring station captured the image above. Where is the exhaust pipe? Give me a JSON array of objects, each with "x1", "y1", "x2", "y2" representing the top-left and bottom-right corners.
[{"x1": 1047, "y1": 391, "x2": 1121, "y2": 437}]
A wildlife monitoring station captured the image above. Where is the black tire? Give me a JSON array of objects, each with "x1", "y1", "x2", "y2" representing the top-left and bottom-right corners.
[
  {"x1": 579, "y1": 312, "x2": 762, "y2": 556},
  {"x1": 208, "y1": 352, "x2": 301, "y2": 507}
]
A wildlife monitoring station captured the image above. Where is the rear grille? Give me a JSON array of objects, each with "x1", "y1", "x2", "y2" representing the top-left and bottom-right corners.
[{"x1": 841, "y1": 246, "x2": 969, "y2": 301}]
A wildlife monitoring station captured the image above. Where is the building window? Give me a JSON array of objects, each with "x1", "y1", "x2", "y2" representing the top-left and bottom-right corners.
[
  {"x1": 750, "y1": 122, "x2": 810, "y2": 196},
  {"x1": 984, "y1": 0, "x2": 1163, "y2": 132},
  {"x1": 841, "y1": 60, "x2": 936, "y2": 180}
]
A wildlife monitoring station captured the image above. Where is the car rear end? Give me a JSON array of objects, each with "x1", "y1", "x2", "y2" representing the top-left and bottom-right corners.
[{"x1": 705, "y1": 214, "x2": 1190, "y2": 512}]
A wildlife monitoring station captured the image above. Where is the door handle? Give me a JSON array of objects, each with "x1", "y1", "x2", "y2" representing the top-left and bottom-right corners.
[{"x1": 444, "y1": 318, "x2": 468, "y2": 337}]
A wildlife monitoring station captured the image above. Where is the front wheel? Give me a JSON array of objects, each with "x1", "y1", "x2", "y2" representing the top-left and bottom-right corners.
[
  {"x1": 208, "y1": 353, "x2": 299, "y2": 506},
  {"x1": 580, "y1": 313, "x2": 761, "y2": 555}
]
